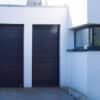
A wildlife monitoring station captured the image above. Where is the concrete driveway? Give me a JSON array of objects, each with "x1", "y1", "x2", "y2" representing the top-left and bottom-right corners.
[{"x1": 0, "y1": 87, "x2": 74, "y2": 100}]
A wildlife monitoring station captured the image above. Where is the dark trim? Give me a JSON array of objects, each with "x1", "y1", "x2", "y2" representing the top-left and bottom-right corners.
[
  {"x1": 67, "y1": 49, "x2": 100, "y2": 52},
  {"x1": 22, "y1": 24, "x2": 24, "y2": 88},
  {"x1": 89, "y1": 27, "x2": 91, "y2": 46},
  {"x1": 92, "y1": 27, "x2": 95, "y2": 46},
  {"x1": 70, "y1": 24, "x2": 100, "y2": 31},
  {"x1": 57, "y1": 24, "x2": 60, "y2": 87},
  {"x1": 74, "y1": 31, "x2": 76, "y2": 48},
  {"x1": 67, "y1": 49, "x2": 88, "y2": 52},
  {"x1": 67, "y1": 50, "x2": 100, "y2": 52},
  {"x1": 67, "y1": 46, "x2": 100, "y2": 52}
]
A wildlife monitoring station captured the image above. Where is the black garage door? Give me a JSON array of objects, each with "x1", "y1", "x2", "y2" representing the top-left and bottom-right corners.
[
  {"x1": 32, "y1": 25, "x2": 59, "y2": 87},
  {"x1": 0, "y1": 24, "x2": 23, "y2": 87}
]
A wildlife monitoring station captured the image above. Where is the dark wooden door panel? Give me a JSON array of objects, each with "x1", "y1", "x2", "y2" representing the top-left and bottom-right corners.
[
  {"x1": 0, "y1": 24, "x2": 23, "y2": 87},
  {"x1": 32, "y1": 25, "x2": 59, "y2": 87}
]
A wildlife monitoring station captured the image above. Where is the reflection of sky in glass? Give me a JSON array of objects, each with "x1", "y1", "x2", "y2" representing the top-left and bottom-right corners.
[
  {"x1": 76, "y1": 29, "x2": 89, "y2": 48},
  {"x1": 0, "y1": 0, "x2": 68, "y2": 6}
]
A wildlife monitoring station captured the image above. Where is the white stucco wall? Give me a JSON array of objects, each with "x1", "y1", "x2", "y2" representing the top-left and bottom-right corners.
[
  {"x1": 66, "y1": 0, "x2": 88, "y2": 96},
  {"x1": 84, "y1": 0, "x2": 100, "y2": 99},
  {"x1": 67, "y1": 1, "x2": 100, "y2": 99},
  {"x1": 88, "y1": 0, "x2": 100, "y2": 23},
  {"x1": 60, "y1": 8, "x2": 69, "y2": 87},
  {"x1": 0, "y1": 4, "x2": 99, "y2": 100},
  {"x1": 69, "y1": 51, "x2": 100, "y2": 100},
  {"x1": 68, "y1": 52, "x2": 87, "y2": 95},
  {"x1": 0, "y1": 7, "x2": 69, "y2": 88},
  {"x1": 87, "y1": 52, "x2": 100, "y2": 100}
]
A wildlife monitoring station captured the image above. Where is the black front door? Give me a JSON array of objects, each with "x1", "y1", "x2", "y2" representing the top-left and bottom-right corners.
[
  {"x1": 32, "y1": 25, "x2": 59, "y2": 87},
  {"x1": 0, "y1": 24, "x2": 23, "y2": 87}
]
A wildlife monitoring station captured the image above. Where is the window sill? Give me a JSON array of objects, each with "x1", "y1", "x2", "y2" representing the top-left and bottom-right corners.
[
  {"x1": 67, "y1": 49, "x2": 88, "y2": 52},
  {"x1": 67, "y1": 47, "x2": 100, "y2": 52}
]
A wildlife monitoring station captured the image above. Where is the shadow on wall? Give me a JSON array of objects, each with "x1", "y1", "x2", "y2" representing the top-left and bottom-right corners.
[{"x1": 66, "y1": 5, "x2": 74, "y2": 49}]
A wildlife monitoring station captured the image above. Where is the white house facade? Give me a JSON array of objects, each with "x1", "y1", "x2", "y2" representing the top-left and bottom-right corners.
[{"x1": 0, "y1": 0, "x2": 99, "y2": 100}]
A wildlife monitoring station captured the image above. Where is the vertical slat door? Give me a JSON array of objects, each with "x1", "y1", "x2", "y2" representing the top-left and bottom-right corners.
[
  {"x1": 32, "y1": 25, "x2": 59, "y2": 87},
  {"x1": 0, "y1": 24, "x2": 23, "y2": 87}
]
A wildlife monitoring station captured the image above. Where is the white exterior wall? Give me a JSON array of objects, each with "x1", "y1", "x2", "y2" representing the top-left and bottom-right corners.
[
  {"x1": 88, "y1": 0, "x2": 100, "y2": 23},
  {"x1": 67, "y1": 0, "x2": 88, "y2": 96},
  {"x1": 87, "y1": 52, "x2": 100, "y2": 100},
  {"x1": 68, "y1": 52, "x2": 87, "y2": 95},
  {"x1": 0, "y1": 7, "x2": 69, "y2": 88},
  {"x1": 85, "y1": 0, "x2": 100, "y2": 99},
  {"x1": 67, "y1": 0, "x2": 100, "y2": 99},
  {"x1": 69, "y1": 51, "x2": 100, "y2": 100},
  {"x1": 60, "y1": 8, "x2": 70, "y2": 87},
  {"x1": 0, "y1": 3, "x2": 100, "y2": 100}
]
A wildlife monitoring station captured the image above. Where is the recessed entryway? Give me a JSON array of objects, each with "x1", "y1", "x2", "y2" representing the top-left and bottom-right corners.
[
  {"x1": 0, "y1": 24, "x2": 24, "y2": 87},
  {"x1": 32, "y1": 25, "x2": 60, "y2": 87}
]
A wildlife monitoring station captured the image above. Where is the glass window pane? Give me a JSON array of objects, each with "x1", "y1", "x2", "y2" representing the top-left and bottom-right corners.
[
  {"x1": 94, "y1": 27, "x2": 100, "y2": 46},
  {"x1": 76, "y1": 28, "x2": 89, "y2": 48}
]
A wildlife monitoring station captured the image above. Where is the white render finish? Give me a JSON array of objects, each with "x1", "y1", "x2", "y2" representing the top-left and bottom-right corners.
[
  {"x1": 66, "y1": 0, "x2": 100, "y2": 100},
  {"x1": 69, "y1": 52, "x2": 100, "y2": 100},
  {"x1": 87, "y1": 52, "x2": 100, "y2": 100},
  {"x1": 0, "y1": 2, "x2": 100, "y2": 100},
  {"x1": 88, "y1": 0, "x2": 100, "y2": 23},
  {"x1": 0, "y1": 7, "x2": 68, "y2": 88},
  {"x1": 68, "y1": 0, "x2": 100, "y2": 99},
  {"x1": 66, "y1": 0, "x2": 88, "y2": 96},
  {"x1": 24, "y1": 24, "x2": 32, "y2": 87},
  {"x1": 69, "y1": 52, "x2": 87, "y2": 95}
]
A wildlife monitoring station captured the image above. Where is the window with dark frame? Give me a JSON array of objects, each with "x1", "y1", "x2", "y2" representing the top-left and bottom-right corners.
[
  {"x1": 70, "y1": 24, "x2": 100, "y2": 51},
  {"x1": 75, "y1": 28, "x2": 89, "y2": 49}
]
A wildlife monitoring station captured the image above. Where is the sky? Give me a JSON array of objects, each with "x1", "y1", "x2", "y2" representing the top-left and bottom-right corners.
[
  {"x1": 45, "y1": 0, "x2": 68, "y2": 6},
  {"x1": 0, "y1": 0, "x2": 27, "y2": 5},
  {"x1": 0, "y1": 0, "x2": 68, "y2": 5}
]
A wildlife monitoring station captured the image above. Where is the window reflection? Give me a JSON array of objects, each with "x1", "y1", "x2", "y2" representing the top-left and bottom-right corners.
[
  {"x1": 94, "y1": 27, "x2": 100, "y2": 46},
  {"x1": 76, "y1": 28, "x2": 89, "y2": 49}
]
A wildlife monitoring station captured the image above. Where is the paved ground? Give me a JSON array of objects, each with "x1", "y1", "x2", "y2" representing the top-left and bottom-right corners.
[{"x1": 0, "y1": 88, "x2": 74, "y2": 100}]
